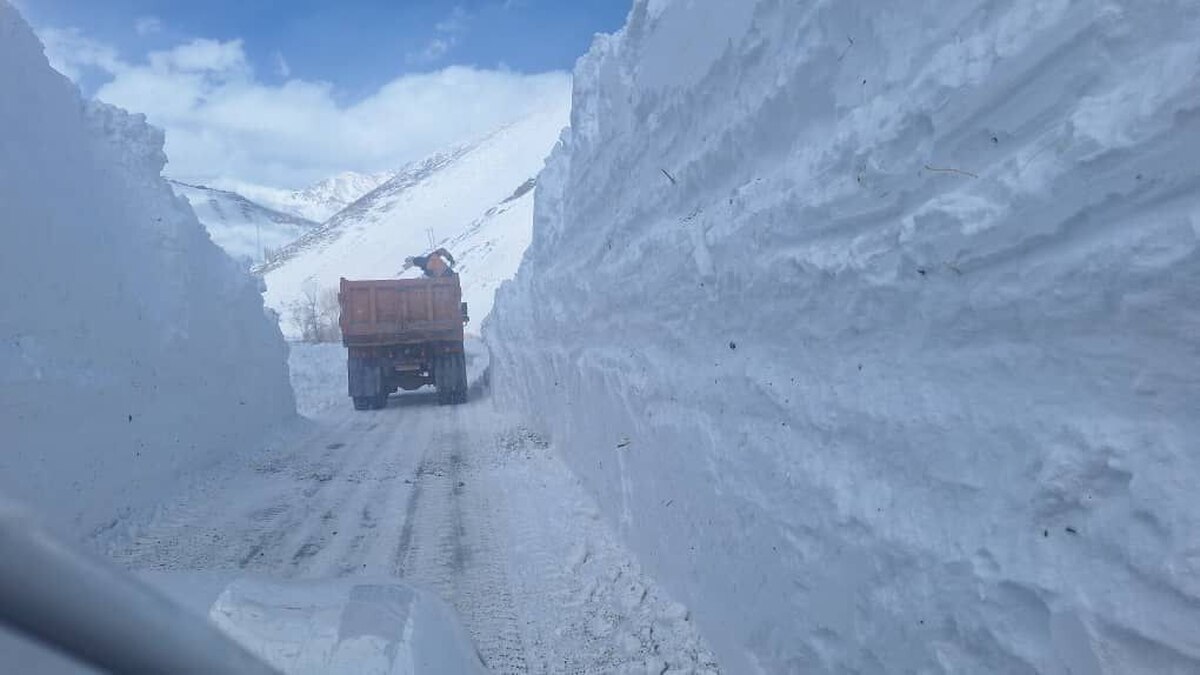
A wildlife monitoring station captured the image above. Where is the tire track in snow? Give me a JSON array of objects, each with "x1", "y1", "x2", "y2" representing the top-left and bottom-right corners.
[
  {"x1": 112, "y1": 414, "x2": 358, "y2": 571},
  {"x1": 392, "y1": 412, "x2": 530, "y2": 674},
  {"x1": 488, "y1": 428, "x2": 720, "y2": 674},
  {"x1": 298, "y1": 396, "x2": 436, "y2": 578},
  {"x1": 114, "y1": 409, "x2": 397, "y2": 575},
  {"x1": 233, "y1": 415, "x2": 376, "y2": 571},
  {"x1": 109, "y1": 385, "x2": 717, "y2": 674},
  {"x1": 278, "y1": 400, "x2": 430, "y2": 578}
]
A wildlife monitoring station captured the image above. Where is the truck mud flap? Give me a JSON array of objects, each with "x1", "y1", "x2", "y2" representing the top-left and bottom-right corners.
[
  {"x1": 434, "y1": 352, "x2": 468, "y2": 405},
  {"x1": 347, "y1": 358, "x2": 383, "y2": 398}
]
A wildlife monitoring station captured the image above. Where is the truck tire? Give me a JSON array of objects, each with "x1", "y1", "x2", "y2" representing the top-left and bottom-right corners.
[
  {"x1": 453, "y1": 353, "x2": 468, "y2": 404},
  {"x1": 372, "y1": 393, "x2": 388, "y2": 410},
  {"x1": 434, "y1": 354, "x2": 450, "y2": 405},
  {"x1": 434, "y1": 352, "x2": 467, "y2": 406},
  {"x1": 348, "y1": 357, "x2": 383, "y2": 409}
]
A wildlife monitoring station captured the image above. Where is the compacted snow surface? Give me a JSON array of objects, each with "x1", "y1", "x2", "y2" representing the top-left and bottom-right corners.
[
  {"x1": 487, "y1": 0, "x2": 1200, "y2": 672},
  {"x1": 104, "y1": 346, "x2": 717, "y2": 674}
]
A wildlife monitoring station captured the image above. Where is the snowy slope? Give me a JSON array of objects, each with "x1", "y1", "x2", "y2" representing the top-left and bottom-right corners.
[
  {"x1": 169, "y1": 180, "x2": 318, "y2": 265},
  {"x1": 439, "y1": 178, "x2": 541, "y2": 330},
  {"x1": 0, "y1": 3, "x2": 294, "y2": 538},
  {"x1": 260, "y1": 101, "x2": 568, "y2": 336},
  {"x1": 233, "y1": 171, "x2": 395, "y2": 224},
  {"x1": 487, "y1": 1, "x2": 1200, "y2": 673}
]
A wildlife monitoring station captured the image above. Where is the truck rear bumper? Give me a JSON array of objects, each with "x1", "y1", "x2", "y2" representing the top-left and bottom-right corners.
[{"x1": 346, "y1": 341, "x2": 463, "y2": 397}]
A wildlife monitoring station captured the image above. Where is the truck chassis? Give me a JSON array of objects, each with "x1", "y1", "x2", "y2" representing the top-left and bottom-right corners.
[{"x1": 347, "y1": 341, "x2": 467, "y2": 410}]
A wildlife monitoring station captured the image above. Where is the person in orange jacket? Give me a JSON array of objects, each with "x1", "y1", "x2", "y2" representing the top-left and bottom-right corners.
[{"x1": 405, "y1": 248, "x2": 456, "y2": 277}]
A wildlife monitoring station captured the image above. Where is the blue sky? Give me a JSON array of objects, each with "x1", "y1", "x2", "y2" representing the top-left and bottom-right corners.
[
  {"x1": 20, "y1": 1, "x2": 630, "y2": 190},
  {"x1": 23, "y1": 1, "x2": 629, "y2": 99}
]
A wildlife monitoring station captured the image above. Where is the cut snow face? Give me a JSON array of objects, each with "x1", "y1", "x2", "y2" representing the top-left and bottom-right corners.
[
  {"x1": 487, "y1": 0, "x2": 1200, "y2": 673},
  {"x1": 169, "y1": 180, "x2": 319, "y2": 266},
  {"x1": 0, "y1": 3, "x2": 294, "y2": 538},
  {"x1": 259, "y1": 100, "x2": 569, "y2": 338}
]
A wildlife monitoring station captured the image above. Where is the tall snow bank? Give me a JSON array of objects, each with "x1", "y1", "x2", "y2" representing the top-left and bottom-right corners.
[
  {"x1": 487, "y1": 0, "x2": 1200, "y2": 671},
  {"x1": 0, "y1": 4, "x2": 294, "y2": 539}
]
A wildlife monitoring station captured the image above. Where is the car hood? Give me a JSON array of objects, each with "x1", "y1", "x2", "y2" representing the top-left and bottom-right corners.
[{"x1": 138, "y1": 572, "x2": 486, "y2": 675}]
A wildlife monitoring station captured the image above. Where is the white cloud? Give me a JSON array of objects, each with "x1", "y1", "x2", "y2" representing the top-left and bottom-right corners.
[
  {"x1": 416, "y1": 38, "x2": 451, "y2": 63},
  {"x1": 273, "y1": 51, "x2": 291, "y2": 78},
  {"x1": 409, "y1": 6, "x2": 472, "y2": 65},
  {"x1": 134, "y1": 16, "x2": 162, "y2": 36},
  {"x1": 39, "y1": 31, "x2": 570, "y2": 190},
  {"x1": 435, "y1": 6, "x2": 471, "y2": 34},
  {"x1": 38, "y1": 27, "x2": 121, "y2": 81},
  {"x1": 148, "y1": 39, "x2": 247, "y2": 73}
]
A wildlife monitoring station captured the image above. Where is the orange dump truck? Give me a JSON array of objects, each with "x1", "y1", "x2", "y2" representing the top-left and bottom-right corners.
[{"x1": 338, "y1": 275, "x2": 469, "y2": 410}]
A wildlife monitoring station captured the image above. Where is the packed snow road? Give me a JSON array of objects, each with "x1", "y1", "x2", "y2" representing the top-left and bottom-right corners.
[{"x1": 103, "y1": 344, "x2": 717, "y2": 674}]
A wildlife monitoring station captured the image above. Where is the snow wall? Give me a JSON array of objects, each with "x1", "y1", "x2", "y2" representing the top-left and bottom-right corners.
[
  {"x1": 0, "y1": 4, "x2": 294, "y2": 539},
  {"x1": 486, "y1": 0, "x2": 1200, "y2": 672}
]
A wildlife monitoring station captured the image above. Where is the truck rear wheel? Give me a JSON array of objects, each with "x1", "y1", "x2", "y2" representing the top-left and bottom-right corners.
[
  {"x1": 453, "y1": 353, "x2": 468, "y2": 404},
  {"x1": 372, "y1": 393, "x2": 389, "y2": 410},
  {"x1": 348, "y1": 356, "x2": 384, "y2": 411},
  {"x1": 434, "y1": 352, "x2": 467, "y2": 406},
  {"x1": 434, "y1": 354, "x2": 450, "y2": 405}
]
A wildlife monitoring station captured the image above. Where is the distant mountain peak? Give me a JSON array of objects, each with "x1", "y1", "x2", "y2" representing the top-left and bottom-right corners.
[
  {"x1": 169, "y1": 180, "x2": 319, "y2": 265},
  {"x1": 294, "y1": 171, "x2": 395, "y2": 216},
  {"x1": 258, "y1": 99, "x2": 571, "y2": 336},
  {"x1": 230, "y1": 171, "x2": 396, "y2": 224},
  {"x1": 253, "y1": 146, "x2": 475, "y2": 275}
]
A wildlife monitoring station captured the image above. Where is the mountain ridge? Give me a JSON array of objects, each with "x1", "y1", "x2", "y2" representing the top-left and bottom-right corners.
[
  {"x1": 258, "y1": 99, "x2": 570, "y2": 336},
  {"x1": 232, "y1": 171, "x2": 395, "y2": 224},
  {"x1": 169, "y1": 179, "x2": 319, "y2": 264}
]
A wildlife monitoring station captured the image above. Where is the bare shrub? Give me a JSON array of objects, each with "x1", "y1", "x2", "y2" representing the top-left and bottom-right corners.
[{"x1": 288, "y1": 282, "x2": 341, "y2": 343}]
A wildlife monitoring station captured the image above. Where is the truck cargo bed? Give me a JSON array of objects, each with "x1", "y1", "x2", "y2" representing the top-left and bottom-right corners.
[{"x1": 339, "y1": 276, "x2": 465, "y2": 347}]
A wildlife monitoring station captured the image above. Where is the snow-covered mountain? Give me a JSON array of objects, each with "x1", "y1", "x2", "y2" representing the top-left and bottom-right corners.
[
  {"x1": 259, "y1": 100, "x2": 569, "y2": 337},
  {"x1": 234, "y1": 171, "x2": 395, "y2": 224},
  {"x1": 169, "y1": 180, "x2": 318, "y2": 264}
]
